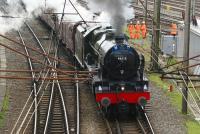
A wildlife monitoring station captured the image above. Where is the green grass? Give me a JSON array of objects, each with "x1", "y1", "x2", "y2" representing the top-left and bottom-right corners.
[
  {"x1": 148, "y1": 73, "x2": 200, "y2": 133},
  {"x1": 148, "y1": 73, "x2": 182, "y2": 111},
  {"x1": 0, "y1": 91, "x2": 9, "y2": 128},
  {"x1": 186, "y1": 118, "x2": 200, "y2": 134}
]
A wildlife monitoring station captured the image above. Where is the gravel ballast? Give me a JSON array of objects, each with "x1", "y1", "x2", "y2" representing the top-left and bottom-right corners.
[{"x1": 148, "y1": 83, "x2": 187, "y2": 134}]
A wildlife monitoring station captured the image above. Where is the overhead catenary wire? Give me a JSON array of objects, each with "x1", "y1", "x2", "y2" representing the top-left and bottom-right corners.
[
  {"x1": 68, "y1": 0, "x2": 88, "y2": 26},
  {"x1": 0, "y1": 34, "x2": 75, "y2": 68}
]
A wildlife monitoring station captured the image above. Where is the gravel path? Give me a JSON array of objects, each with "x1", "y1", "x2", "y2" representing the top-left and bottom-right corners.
[{"x1": 148, "y1": 83, "x2": 187, "y2": 134}]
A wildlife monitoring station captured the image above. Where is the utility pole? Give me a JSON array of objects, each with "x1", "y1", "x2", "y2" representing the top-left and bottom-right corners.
[
  {"x1": 151, "y1": 0, "x2": 161, "y2": 71},
  {"x1": 182, "y1": 0, "x2": 191, "y2": 114}
]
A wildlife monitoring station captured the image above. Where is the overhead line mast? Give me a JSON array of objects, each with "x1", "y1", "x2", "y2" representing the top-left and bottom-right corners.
[{"x1": 182, "y1": 0, "x2": 192, "y2": 114}]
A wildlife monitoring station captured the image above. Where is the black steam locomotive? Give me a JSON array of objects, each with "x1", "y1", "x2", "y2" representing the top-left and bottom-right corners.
[{"x1": 40, "y1": 13, "x2": 150, "y2": 115}]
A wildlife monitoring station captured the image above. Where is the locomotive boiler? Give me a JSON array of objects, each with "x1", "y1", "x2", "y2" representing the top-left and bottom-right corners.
[{"x1": 40, "y1": 14, "x2": 150, "y2": 115}]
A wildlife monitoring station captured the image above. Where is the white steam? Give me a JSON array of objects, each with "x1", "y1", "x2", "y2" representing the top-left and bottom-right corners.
[
  {"x1": 0, "y1": 0, "x2": 134, "y2": 34},
  {"x1": 0, "y1": 0, "x2": 95, "y2": 34},
  {"x1": 88, "y1": 0, "x2": 134, "y2": 34}
]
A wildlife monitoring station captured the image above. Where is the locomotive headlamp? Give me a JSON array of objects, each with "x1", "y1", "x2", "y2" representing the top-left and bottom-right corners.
[
  {"x1": 143, "y1": 84, "x2": 148, "y2": 91},
  {"x1": 98, "y1": 85, "x2": 102, "y2": 91},
  {"x1": 121, "y1": 86, "x2": 125, "y2": 91}
]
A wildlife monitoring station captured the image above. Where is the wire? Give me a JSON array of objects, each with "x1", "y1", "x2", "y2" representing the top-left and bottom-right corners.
[{"x1": 68, "y1": 0, "x2": 88, "y2": 25}]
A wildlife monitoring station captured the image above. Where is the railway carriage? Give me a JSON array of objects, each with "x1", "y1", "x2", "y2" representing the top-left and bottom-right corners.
[{"x1": 39, "y1": 14, "x2": 150, "y2": 115}]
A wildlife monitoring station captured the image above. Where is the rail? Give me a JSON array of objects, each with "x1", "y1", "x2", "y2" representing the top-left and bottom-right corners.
[
  {"x1": 25, "y1": 22, "x2": 70, "y2": 133},
  {"x1": 16, "y1": 30, "x2": 38, "y2": 134}
]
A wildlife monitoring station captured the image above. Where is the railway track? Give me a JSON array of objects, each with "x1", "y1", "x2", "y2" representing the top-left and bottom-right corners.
[
  {"x1": 6, "y1": 16, "x2": 111, "y2": 133},
  {"x1": 17, "y1": 18, "x2": 108, "y2": 134},
  {"x1": 24, "y1": 22, "x2": 71, "y2": 134},
  {"x1": 8, "y1": 19, "x2": 70, "y2": 133},
  {"x1": 10, "y1": 20, "x2": 50, "y2": 133},
  {"x1": 103, "y1": 105, "x2": 154, "y2": 134},
  {"x1": 105, "y1": 116, "x2": 154, "y2": 134},
  {"x1": 58, "y1": 45, "x2": 109, "y2": 134}
]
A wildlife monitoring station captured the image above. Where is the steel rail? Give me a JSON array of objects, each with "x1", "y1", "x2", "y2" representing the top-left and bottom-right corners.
[
  {"x1": 75, "y1": 72, "x2": 80, "y2": 134},
  {"x1": 136, "y1": 118, "x2": 147, "y2": 134},
  {"x1": 141, "y1": 106, "x2": 155, "y2": 134},
  {"x1": 43, "y1": 75, "x2": 55, "y2": 133},
  {"x1": 16, "y1": 22, "x2": 55, "y2": 133},
  {"x1": 53, "y1": 42, "x2": 70, "y2": 134},
  {"x1": 10, "y1": 90, "x2": 34, "y2": 134},
  {"x1": 56, "y1": 80, "x2": 70, "y2": 134},
  {"x1": 11, "y1": 68, "x2": 50, "y2": 133},
  {"x1": 25, "y1": 22, "x2": 52, "y2": 65},
  {"x1": 17, "y1": 30, "x2": 38, "y2": 134},
  {"x1": 22, "y1": 70, "x2": 51, "y2": 134},
  {"x1": 46, "y1": 54, "x2": 69, "y2": 133},
  {"x1": 16, "y1": 91, "x2": 37, "y2": 134},
  {"x1": 115, "y1": 120, "x2": 122, "y2": 134},
  {"x1": 22, "y1": 81, "x2": 51, "y2": 134},
  {"x1": 34, "y1": 27, "x2": 70, "y2": 133},
  {"x1": 43, "y1": 32, "x2": 56, "y2": 133},
  {"x1": 99, "y1": 108, "x2": 113, "y2": 134},
  {"x1": 144, "y1": 113, "x2": 155, "y2": 134},
  {"x1": 54, "y1": 45, "x2": 70, "y2": 133},
  {"x1": 105, "y1": 119, "x2": 113, "y2": 134}
]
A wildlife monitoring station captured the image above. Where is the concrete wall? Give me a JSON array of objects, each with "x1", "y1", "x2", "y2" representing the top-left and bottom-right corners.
[
  {"x1": 161, "y1": 24, "x2": 200, "y2": 67},
  {"x1": 177, "y1": 25, "x2": 200, "y2": 66}
]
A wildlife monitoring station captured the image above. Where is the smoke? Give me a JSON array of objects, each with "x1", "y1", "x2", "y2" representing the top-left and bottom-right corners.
[
  {"x1": 88, "y1": 0, "x2": 134, "y2": 35},
  {"x1": 0, "y1": 0, "x2": 27, "y2": 34},
  {"x1": 0, "y1": 0, "x2": 133, "y2": 34},
  {"x1": 0, "y1": 0, "x2": 95, "y2": 34}
]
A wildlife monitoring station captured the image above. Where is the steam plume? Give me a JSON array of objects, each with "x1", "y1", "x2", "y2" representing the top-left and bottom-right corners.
[
  {"x1": 88, "y1": 0, "x2": 134, "y2": 35},
  {"x1": 0, "y1": 0, "x2": 133, "y2": 34},
  {"x1": 0, "y1": 0, "x2": 93, "y2": 34}
]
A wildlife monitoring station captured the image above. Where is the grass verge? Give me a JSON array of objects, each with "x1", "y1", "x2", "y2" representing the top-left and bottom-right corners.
[
  {"x1": 148, "y1": 73, "x2": 182, "y2": 111},
  {"x1": 186, "y1": 118, "x2": 200, "y2": 134},
  {"x1": 0, "y1": 91, "x2": 9, "y2": 128},
  {"x1": 148, "y1": 73, "x2": 200, "y2": 134}
]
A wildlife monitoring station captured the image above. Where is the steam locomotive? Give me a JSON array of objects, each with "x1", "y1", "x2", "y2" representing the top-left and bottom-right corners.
[{"x1": 40, "y1": 14, "x2": 150, "y2": 115}]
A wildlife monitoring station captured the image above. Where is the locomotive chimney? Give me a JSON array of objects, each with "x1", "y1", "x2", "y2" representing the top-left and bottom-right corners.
[{"x1": 115, "y1": 34, "x2": 125, "y2": 44}]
